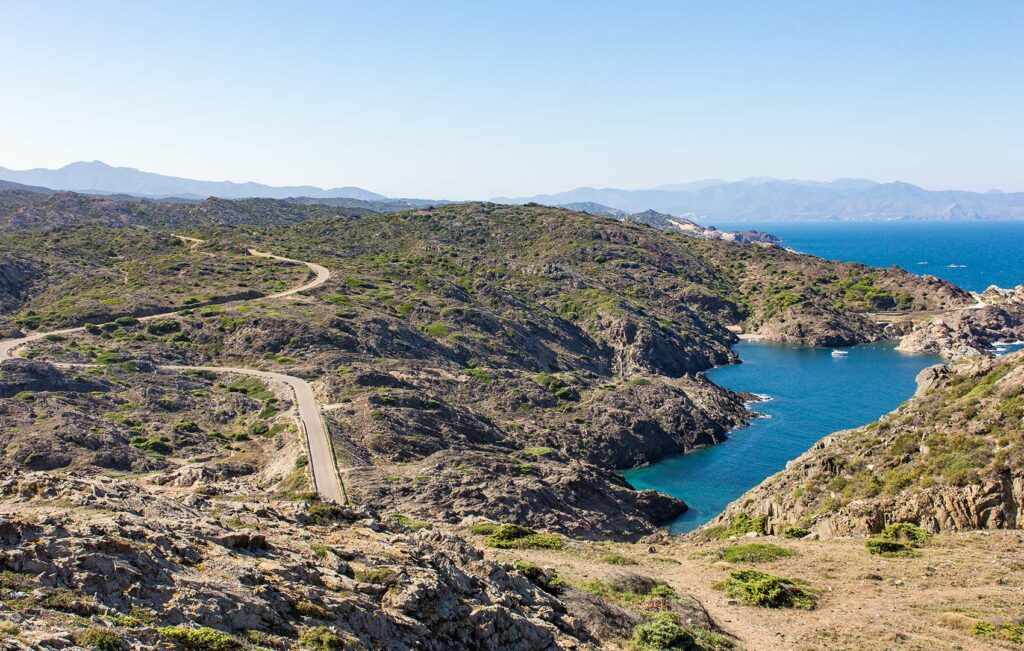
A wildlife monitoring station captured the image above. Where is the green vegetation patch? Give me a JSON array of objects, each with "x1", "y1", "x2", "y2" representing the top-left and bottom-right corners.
[
  {"x1": 353, "y1": 567, "x2": 398, "y2": 587},
  {"x1": 717, "y1": 569, "x2": 816, "y2": 610},
  {"x1": 703, "y1": 513, "x2": 767, "y2": 540},
  {"x1": 521, "y1": 446, "x2": 556, "y2": 458},
  {"x1": 387, "y1": 513, "x2": 432, "y2": 531},
  {"x1": 628, "y1": 612, "x2": 734, "y2": 651},
  {"x1": 485, "y1": 524, "x2": 563, "y2": 550},
  {"x1": 973, "y1": 621, "x2": 1024, "y2": 645},
  {"x1": 781, "y1": 525, "x2": 811, "y2": 539},
  {"x1": 157, "y1": 626, "x2": 240, "y2": 651},
  {"x1": 865, "y1": 522, "x2": 931, "y2": 557},
  {"x1": 464, "y1": 367, "x2": 493, "y2": 382},
  {"x1": 300, "y1": 626, "x2": 352, "y2": 650},
  {"x1": 600, "y1": 553, "x2": 638, "y2": 566},
  {"x1": 532, "y1": 373, "x2": 578, "y2": 401},
  {"x1": 513, "y1": 560, "x2": 564, "y2": 594},
  {"x1": 77, "y1": 628, "x2": 123, "y2": 651},
  {"x1": 718, "y1": 543, "x2": 794, "y2": 564}
]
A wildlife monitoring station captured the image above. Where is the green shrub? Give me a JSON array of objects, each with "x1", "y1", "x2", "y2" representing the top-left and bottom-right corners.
[
  {"x1": 173, "y1": 421, "x2": 201, "y2": 434},
  {"x1": 14, "y1": 391, "x2": 34, "y2": 401},
  {"x1": 157, "y1": 626, "x2": 240, "y2": 651},
  {"x1": 114, "y1": 317, "x2": 140, "y2": 327},
  {"x1": 522, "y1": 446, "x2": 556, "y2": 458},
  {"x1": 354, "y1": 567, "x2": 398, "y2": 587},
  {"x1": 146, "y1": 320, "x2": 181, "y2": 335},
  {"x1": 781, "y1": 525, "x2": 811, "y2": 539},
  {"x1": 720, "y1": 543, "x2": 793, "y2": 564},
  {"x1": 311, "y1": 544, "x2": 337, "y2": 559},
  {"x1": 601, "y1": 553, "x2": 638, "y2": 566},
  {"x1": 299, "y1": 626, "x2": 349, "y2": 650},
  {"x1": 308, "y1": 502, "x2": 345, "y2": 524},
  {"x1": 295, "y1": 599, "x2": 330, "y2": 619},
  {"x1": 628, "y1": 612, "x2": 734, "y2": 650},
  {"x1": 387, "y1": 514, "x2": 432, "y2": 531},
  {"x1": 533, "y1": 373, "x2": 565, "y2": 391},
  {"x1": 129, "y1": 436, "x2": 172, "y2": 455},
  {"x1": 248, "y1": 422, "x2": 270, "y2": 437},
  {"x1": 865, "y1": 539, "x2": 917, "y2": 557},
  {"x1": 77, "y1": 628, "x2": 123, "y2": 651},
  {"x1": 425, "y1": 322, "x2": 450, "y2": 338},
  {"x1": 973, "y1": 621, "x2": 1024, "y2": 644},
  {"x1": 85, "y1": 323, "x2": 103, "y2": 335},
  {"x1": 880, "y1": 522, "x2": 930, "y2": 545},
  {"x1": 513, "y1": 560, "x2": 564, "y2": 593},
  {"x1": 464, "y1": 368, "x2": 492, "y2": 382},
  {"x1": 486, "y1": 524, "x2": 563, "y2": 550},
  {"x1": 705, "y1": 513, "x2": 767, "y2": 540},
  {"x1": 717, "y1": 569, "x2": 816, "y2": 609},
  {"x1": 865, "y1": 522, "x2": 930, "y2": 557}
]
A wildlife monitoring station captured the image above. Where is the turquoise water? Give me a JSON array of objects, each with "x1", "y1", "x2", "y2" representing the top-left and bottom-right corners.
[
  {"x1": 626, "y1": 220, "x2": 1024, "y2": 532},
  {"x1": 712, "y1": 220, "x2": 1024, "y2": 292},
  {"x1": 625, "y1": 342, "x2": 942, "y2": 532}
]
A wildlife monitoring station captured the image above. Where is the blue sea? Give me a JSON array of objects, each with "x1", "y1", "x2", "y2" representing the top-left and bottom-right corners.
[
  {"x1": 626, "y1": 220, "x2": 1024, "y2": 532},
  {"x1": 715, "y1": 220, "x2": 1024, "y2": 293}
]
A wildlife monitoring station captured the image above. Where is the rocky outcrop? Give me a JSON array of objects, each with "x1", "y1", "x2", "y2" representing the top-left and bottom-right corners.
[
  {"x1": 344, "y1": 449, "x2": 686, "y2": 542},
  {"x1": 898, "y1": 285, "x2": 1024, "y2": 360},
  {"x1": 586, "y1": 313, "x2": 735, "y2": 376},
  {"x1": 753, "y1": 307, "x2": 886, "y2": 347},
  {"x1": 0, "y1": 472, "x2": 590, "y2": 649},
  {"x1": 0, "y1": 470, "x2": 728, "y2": 649}
]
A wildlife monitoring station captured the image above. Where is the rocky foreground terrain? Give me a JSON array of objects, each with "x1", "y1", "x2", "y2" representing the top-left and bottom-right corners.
[{"x1": 2, "y1": 189, "x2": 1020, "y2": 649}]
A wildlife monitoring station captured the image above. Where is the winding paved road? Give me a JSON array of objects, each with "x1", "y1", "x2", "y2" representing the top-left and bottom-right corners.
[{"x1": 0, "y1": 239, "x2": 345, "y2": 503}]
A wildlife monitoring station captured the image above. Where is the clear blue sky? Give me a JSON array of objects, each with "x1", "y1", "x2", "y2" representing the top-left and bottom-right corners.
[{"x1": 1, "y1": 1, "x2": 1021, "y2": 198}]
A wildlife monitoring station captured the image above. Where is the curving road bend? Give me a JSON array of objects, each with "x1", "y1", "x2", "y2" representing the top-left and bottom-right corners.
[{"x1": 0, "y1": 239, "x2": 344, "y2": 503}]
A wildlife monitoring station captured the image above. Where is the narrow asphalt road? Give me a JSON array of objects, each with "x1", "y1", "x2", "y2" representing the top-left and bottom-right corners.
[{"x1": 0, "y1": 239, "x2": 344, "y2": 503}]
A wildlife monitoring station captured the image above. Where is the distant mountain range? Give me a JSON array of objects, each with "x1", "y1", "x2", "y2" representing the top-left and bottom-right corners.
[
  {"x1": 0, "y1": 161, "x2": 385, "y2": 201},
  {"x1": 498, "y1": 178, "x2": 1024, "y2": 221},
  {"x1": 2, "y1": 162, "x2": 1024, "y2": 221}
]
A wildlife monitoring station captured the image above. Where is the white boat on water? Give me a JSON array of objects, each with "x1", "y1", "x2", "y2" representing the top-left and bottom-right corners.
[{"x1": 831, "y1": 349, "x2": 848, "y2": 357}]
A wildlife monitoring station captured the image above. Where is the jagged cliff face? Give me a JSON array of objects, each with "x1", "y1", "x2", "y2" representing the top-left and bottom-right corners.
[{"x1": 712, "y1": 351, "x2": 1024, "y2": 536}]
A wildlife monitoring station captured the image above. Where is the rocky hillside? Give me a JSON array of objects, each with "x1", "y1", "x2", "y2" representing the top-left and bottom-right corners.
[
  {"x1": 5, "y1": 200, "x2": 974, "y2": 543},
  {"x1": 2, "y1": 195, "x2": 1022, "y2": 650},
  {"x1": 898, "y1": 285, "x2": 1024, "y2": 360},
  {"x1": 0, "y1": 227, "x2": 308, "y2": 332},
  {"x1": 712, "y1": 350, "x2": 1024, "y2": 537}
]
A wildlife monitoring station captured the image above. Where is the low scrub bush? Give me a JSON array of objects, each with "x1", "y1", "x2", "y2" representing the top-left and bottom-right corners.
[
  {"x1": 600, "y1": 553, "x2": 638, "y2": 566},
  {"x1": 717, "y1": 569, "x2": 816, "y2": 609},
  {"x1": 300, "y1": 626, "x2": 349, "y2": 650},
  {"x1": 719, "y1": 543, "x2": 793, "y2": 564},
  {"x1": 974, "y1": 621, "x2": 1024, "y2": 644},
  {"x1": 77, "y1": 628, "x2": 123, "y2": 651},
  {"x1": 354, "y1": 567, "x2": 398, "y2": 587},
  {"x1": 781, "y1": 525, "x2": 811, "y2": 539},
  {"x1": 705, "y1": 513, "x2": 767, "y2": 540},
  {"x1": 628, "y1": 612, "x2": 734, "y2": 651},
  {"x1": 513, "y1": 560, "x2": 564, "y2": 593},
  {"x1": 387, "y1": 514, "x2": 432, "y2": 531},
  {"x1": 485, "y1": 524, "x2": 563, "y2": 550},
  {"x1": 865, "y1": 522, "x2": 930, "y2": 557},
  {"x1": 157, "y1": 626, "x2": 240, "y2": 651}
]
